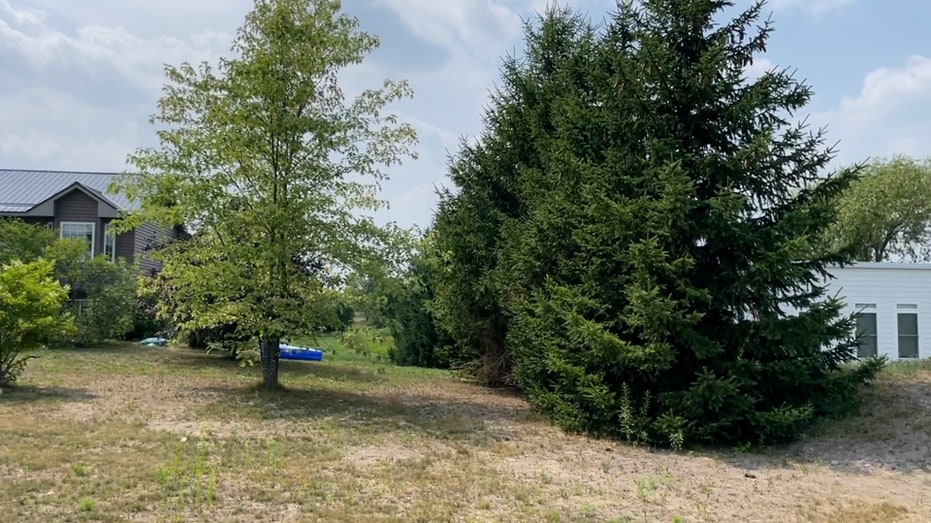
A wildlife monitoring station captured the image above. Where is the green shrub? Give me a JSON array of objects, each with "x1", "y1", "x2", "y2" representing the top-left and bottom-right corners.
[
  {"x1": 0, "y1": 219, "x2": 142, "y2": 346},
  {"x1": 69, "y1": 257, "x2": 138, "y2": 345},
  {"x1": 0, "y1": 259, "x2": 73, "y2": 385},
  {"x1": 0, "y1": 218, "x2": 56, "y2": 266}
]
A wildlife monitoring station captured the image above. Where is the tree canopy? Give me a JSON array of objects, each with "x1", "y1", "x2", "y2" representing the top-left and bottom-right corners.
[
  {"x1": 112, "y1": 0, "x2": 417, "y2": 388},
  {"x1": 429, "y1": 0, "x2": 882, "y2": 447},
  {"x1": 824, "y1": 155, "x2": 931, "y2": 262}
]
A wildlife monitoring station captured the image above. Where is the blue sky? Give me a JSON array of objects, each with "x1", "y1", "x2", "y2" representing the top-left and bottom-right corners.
[{"x1": 2, "y1": 0, "x2": 930, "y2": 229}]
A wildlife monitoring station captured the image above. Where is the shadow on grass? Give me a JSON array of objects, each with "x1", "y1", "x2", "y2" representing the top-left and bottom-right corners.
[
  {"x1": 188, "y1": 381, "x2": 525, "y2": 444},
  {"x1": 163, "y1": 347, "x2": 389, "y2": 386},
  {"x1": 0, "y1": 385, "x2": 97, "y2": 404},
  {"x1": 44, "y1": 342, "x2": 139, "y2": 354}
]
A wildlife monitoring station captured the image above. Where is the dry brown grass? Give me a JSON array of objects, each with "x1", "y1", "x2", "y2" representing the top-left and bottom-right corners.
[{"x1": 1, "y1": 345, "x2": 930, "y2": 522}]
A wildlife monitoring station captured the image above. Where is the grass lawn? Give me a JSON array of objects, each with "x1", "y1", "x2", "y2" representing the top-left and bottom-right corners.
[{"x1": 2, "y1": 344, "x2": 930, "y2": 522}]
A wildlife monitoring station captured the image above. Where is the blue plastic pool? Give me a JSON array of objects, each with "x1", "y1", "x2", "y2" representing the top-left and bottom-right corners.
[{"x1": 279, "y1": 343, "x2": 324, "y2": 361}]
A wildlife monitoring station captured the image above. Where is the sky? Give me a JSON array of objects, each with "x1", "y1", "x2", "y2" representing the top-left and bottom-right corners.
[{"x1": 2, "y1": 0, "x2": 931, "y2": 229}]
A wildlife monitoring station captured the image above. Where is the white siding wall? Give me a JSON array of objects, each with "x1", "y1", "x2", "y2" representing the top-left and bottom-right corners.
[{"x1": 822, "y1": 264, "x2": 931, "y2": 361}]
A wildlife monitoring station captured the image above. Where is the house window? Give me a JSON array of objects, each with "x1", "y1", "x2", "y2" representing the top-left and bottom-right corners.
[
  {"x1": 104, "y1": 222, "x2": 116, "y2": 262},
  {"x1": 60, "y1": 222, "x2": 95, "y2": 259},
  {"x1": 897, "y1": 307, "x2": 919, "y2": 359},
  {"x1": 854, "y1": 304, "x2": 878, "y2": 358}
]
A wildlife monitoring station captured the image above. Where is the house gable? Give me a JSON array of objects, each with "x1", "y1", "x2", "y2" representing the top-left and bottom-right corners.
[
  {"x1": 0, "y1": 169, "x2": 177, "y2": 273},
  {"x1": 26, "y1": 182, "x2": 121, "y2": 218}
]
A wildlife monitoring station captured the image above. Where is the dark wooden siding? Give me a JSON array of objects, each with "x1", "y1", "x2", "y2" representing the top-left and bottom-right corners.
[
  {"x1": 115, "y1": 229, "x2": 136, "y2": 263},
  {"x1": 133, "y1": 222, "x2": 177, "y2": 275},
  {"x1": 54, "y1": 190, "x2": 102, "y2": 255}
]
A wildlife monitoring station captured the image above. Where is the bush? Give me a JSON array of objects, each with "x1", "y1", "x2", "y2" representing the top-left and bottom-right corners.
[
  {"x1": 0, "y1": 218, "x2": 56, "y2": 266},
  {"x1": 0, "y1": 219, "x2": 143, "y2": 346},
  {"x1": 0, "y1": 259, "x2": 73, "y2": 385},
  {"x1": 69, "y1": 257, "x2": 138, "y2": 345}
]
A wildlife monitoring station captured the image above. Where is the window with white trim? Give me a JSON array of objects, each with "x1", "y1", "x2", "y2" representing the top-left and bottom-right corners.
[
  {"x1": 60, "y1": 222, "x2": 95, "y2": 259},
  {"x1": 103, "y1": 222, "x2": 116, "y2": 261},
  {"x1": 897, "y1": 304, "x2": 919, "y2": 359},
  {"x1": 854, "y1": 304, "x2": 877, "y2": 358}
]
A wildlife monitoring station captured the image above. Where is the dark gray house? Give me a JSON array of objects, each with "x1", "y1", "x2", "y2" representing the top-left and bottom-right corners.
[{"x1": 0, "y1": 169, "x2": 172, "y2": 273}]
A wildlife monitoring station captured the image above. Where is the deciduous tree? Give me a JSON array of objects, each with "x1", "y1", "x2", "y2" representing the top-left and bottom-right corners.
[
  {"x1": 824, "y1": 155, "x2": 931, "y2": 262},
  {"x1": 112, "y1": 0, "x2": 416, "y2": 388}
]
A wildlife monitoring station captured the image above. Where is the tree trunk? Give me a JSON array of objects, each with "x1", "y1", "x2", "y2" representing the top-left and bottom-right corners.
[{"x1": 259, "y1": 338, "x2": 280, "y2": 389}]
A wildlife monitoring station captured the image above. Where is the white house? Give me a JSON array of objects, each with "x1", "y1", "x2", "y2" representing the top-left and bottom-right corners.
[{"x1": 822, "y1": 263, "x2": 931, "y2": 361}]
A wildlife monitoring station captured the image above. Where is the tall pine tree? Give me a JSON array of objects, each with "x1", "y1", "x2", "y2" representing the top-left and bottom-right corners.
[
  {"x1": 431, "y1": 7, "x2": 599, "y2": 385},
  {"x1": 434, "y1": 0, "x2": 883, "y2": 446}
]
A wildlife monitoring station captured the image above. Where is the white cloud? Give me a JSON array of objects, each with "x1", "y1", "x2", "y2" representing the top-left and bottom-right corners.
[
  {"x1": 814, "y1": 55, "x2": 931, "y2": 166},
  {"x1": 385, "y1": 184, "x2": 439, "y2": 229},
  {"x1": 0, "y1": 88, "x2": 139, "y2": 171},
  {"x1": 20, "y1": 0, "x2": 248, "y2": 38},
  {"x1": 836, "y1": 55, "x2": 931, "y2": 121},
  {"x1": 0, "y1": 0, "x2": 239, "y2": 175},
  {"x1": 0, "y1": 1, "x2": 230, "y2": 92},
  {"x1": 745, "y1": 56, "x2": 777, "y2": 80},
  {"x1": 358, "y1": 1, "x2": 534, "y2": 222},
  {"x1": 768, "y1": 0, "x2": 856, "y2": 16},
  {"x1": 373, "y1": 0, "x2": 522, "y2": 57}
]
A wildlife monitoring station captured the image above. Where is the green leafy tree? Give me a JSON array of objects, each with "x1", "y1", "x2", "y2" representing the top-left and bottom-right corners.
[
  {"x1": 345, "y1": 273, "x2": 397, "y2": 329},
  {"x1": 0, "y1": 260, "x2": 73, "y2": 386},
  {"x1": 824, "y1": 155, "x2": 931, "y2": 262},
  {"x1": 0, "y1": 219, "x2": 56, "y2": 266},
  {"x1": 112, "y1": 0, "x2": 417, "y2": 388},
  {"x1": 433, "y1": 1, "x2": 882, "y2": 447}
]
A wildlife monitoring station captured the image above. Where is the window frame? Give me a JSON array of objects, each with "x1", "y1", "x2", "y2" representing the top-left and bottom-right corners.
[
  {"x1": 896, "y1": 308, "x2": 919, "y2": 359},
  {"x1": 853, "y1": 304, "x2": 878, "y2": 358},
  {"x1": 60, "y1": 221, "x2": 96, "y2": 259},
  {"x1": 103, "y1": 222, "x2": 116, "y2": 262}
]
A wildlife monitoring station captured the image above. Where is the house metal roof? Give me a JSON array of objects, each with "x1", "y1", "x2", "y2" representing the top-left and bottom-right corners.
[
  {"x1": 834, "y1": 262, "x2": 931, "y2": 271},
  {"x1": 0, "y1": 169, "x2": 138, "y2": 212}
]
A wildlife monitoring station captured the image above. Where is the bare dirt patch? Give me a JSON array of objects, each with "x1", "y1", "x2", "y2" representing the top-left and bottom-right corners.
[{"x1": 2, "y1": 346, "x2": 930, "y2": 522}]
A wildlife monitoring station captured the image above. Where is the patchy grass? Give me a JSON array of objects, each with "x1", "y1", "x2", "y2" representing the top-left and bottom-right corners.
[{"x1": 1, "y1": 345, "x2": 929, "y2": 522}]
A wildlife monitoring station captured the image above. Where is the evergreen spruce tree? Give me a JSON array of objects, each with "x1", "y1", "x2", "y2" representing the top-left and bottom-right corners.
[
  {"x1": 505, "y1": 0, "x2": 882, "y2": 446},
  {"x1": 431, "y1": 7, "x2": 598, "y2": 385},
  {"x1": 433, "y1": 0, "x2": 883, "y2": 446}
]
